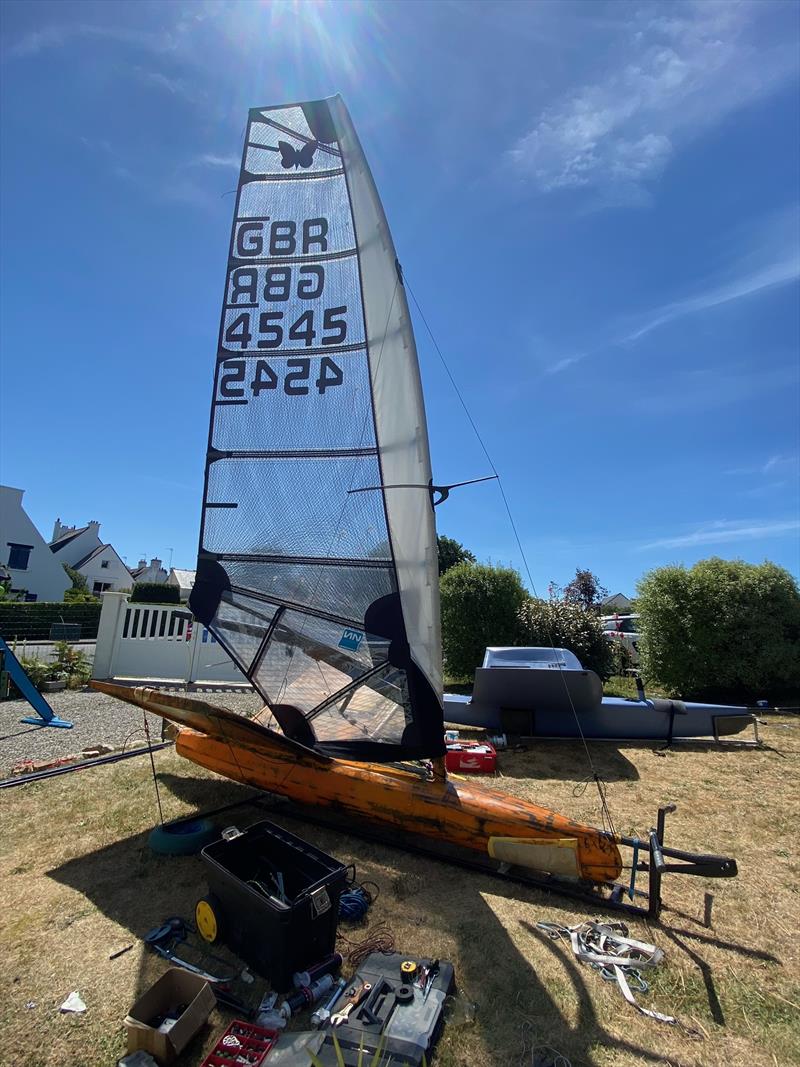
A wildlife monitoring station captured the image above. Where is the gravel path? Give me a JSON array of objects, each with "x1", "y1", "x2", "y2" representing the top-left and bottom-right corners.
[{"x1": 0, "y1": 687, "x2": 262, "y2": 775}]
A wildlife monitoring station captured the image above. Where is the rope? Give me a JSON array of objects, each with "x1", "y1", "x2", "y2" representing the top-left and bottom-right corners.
[
  {"x1": 338, "y1": 864, "x2": 380, "y2": 921},
  {"x1": 337, "y1": 921, "x2": 395, "y2": 968},
  {"x1": 405, "y1": 279, "x2": 616, "y2": 835},
  {"x1": 535, "y1": 919, "x2": 698, "y2": 1031}
]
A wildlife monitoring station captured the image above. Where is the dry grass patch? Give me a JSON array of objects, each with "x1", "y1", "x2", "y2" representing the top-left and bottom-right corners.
[{"x1": 0, "y1": 715, "x2": 798, "y2": 1066}]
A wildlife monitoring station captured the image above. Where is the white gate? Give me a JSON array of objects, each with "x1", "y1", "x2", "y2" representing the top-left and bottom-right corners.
[{"x1": 92, "y1": 592, "x2": 248, "y2": 687}]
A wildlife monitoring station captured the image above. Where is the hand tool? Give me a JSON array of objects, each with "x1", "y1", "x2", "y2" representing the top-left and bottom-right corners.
[
  {"x1": 330, "y1": 980, "x2": 372, "y2": 1026},
  {"x1": 422, "y1": 959, "x2": 440, "y2": 1000},
  {"x1": 311, "y1": 977, "x2": 346, "y2": 1028}
]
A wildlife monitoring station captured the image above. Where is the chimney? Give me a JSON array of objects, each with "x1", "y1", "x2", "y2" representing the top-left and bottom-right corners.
[
  {"x1": 137, "y1": 558, "x2": 147, "y2": 570},
  {"x1": 52, "y1": 519, "x2": 76, "y2": 541},
  {"x1": 87, "y1": 520, "x2": 101, "y2": 537},
  {"x1": 151, "y1": 558, "x2": 162, "y2": 569}
]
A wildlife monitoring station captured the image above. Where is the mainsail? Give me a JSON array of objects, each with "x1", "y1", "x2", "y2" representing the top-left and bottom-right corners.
[{"x1": 190, "y1": 96, "x2": 444, "y2": 763}]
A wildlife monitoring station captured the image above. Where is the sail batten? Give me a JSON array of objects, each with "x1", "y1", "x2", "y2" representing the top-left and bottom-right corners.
[{"x1": 190, "y1": 96, "x2": 445, "y2": 762}]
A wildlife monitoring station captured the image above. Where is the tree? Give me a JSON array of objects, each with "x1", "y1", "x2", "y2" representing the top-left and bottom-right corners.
[
  {"x1": 562, "y1": 568, "x2": 608, "y2": 614},
  {"x1": 437, "y1": 535, "x2": 476, "y2": 576},
  {"x1": 62, "y1": 563, "x2": 96, "y2": 603},
  {"x1": 440, "y1": 562, "x2": 527, "y2": 679},
  {"x1": 516, "y1": 598, "x2": 615, "y2": 681},
  {"x1": 130, "y1": 582, "x2": 180, "y2": 604},
  {"x1": 637, "y1": 558, "x2": 800, "y2": 699}
]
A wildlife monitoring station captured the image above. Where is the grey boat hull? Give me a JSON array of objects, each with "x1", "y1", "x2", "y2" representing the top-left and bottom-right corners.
[{"x1": 443, "y1": 665, "x2": 754, "y2": 741}]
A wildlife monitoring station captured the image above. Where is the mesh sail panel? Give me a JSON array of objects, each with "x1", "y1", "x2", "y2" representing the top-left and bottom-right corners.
[{"x1": 190, "y1": 97, "x2": 444, "y2": 762}]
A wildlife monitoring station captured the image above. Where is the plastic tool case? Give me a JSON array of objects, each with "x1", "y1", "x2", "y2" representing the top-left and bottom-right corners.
[
  {"x1": 318, "y1": 951, "x2": 455, "y2": 1067},
  {"x1": 200, "y1": 820, "x2": 346, "y2": 991}
]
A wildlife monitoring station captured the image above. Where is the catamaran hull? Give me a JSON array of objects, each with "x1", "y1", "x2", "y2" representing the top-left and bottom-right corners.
[
  {"x1": 90, "y1": 682, "x2": 622, "y2": 883},
  {"x1": 444, "y1": 691, "x2": 755, "y2": 741}
]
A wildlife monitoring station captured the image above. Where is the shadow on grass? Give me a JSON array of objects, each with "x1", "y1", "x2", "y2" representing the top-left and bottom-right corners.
[
  {"x1": 494, "y1": 739, "x2": 640, "y2": 782},
  {"x1": 47, "y1": 771, "x2": 677, "y2": 1065},
  {"x1": 47, "y1": 769, "x2": 780, "y2": 1064}
]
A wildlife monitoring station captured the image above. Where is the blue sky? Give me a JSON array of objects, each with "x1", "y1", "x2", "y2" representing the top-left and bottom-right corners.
[{"x1": 1, "y1": 0, "x2": 798, "y2": 597}]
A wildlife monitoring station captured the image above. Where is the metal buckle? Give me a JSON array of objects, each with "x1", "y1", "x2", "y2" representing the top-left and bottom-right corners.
[{"x1": 309, "y1": 886, "x2": 331, "y2": 917}]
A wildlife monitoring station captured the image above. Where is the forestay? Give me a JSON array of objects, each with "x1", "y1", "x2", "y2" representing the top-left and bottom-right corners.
[{"x1": 190, "y1": 96, "x2": 444, "y2": 763}]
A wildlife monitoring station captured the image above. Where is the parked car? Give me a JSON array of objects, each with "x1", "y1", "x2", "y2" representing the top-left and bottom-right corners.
[{"x1": 601, "y1": 614, "x2": 641, "y2": 666}]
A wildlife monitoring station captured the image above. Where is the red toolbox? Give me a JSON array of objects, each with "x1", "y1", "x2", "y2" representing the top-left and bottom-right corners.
[
  {"x1": 201, "y1": 1020, "x2": 278, "y2": 1066},
  {"x1": 445, "y1": 740, "x2": 497, "y2": 774}
]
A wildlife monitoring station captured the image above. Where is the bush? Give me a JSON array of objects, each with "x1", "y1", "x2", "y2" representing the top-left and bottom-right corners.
[
  {"x1": 636, "y1": 558, "x2": 800, "y2": 699},
  {"x1": 52, "y1": 640, "x2": 92, "y2": 688},
  {"x1": 0, "y1": 601, "x2": 101, "y2": 641},
  {"x1": 440, "y1": 562, "x2": 528, "y2": 680},
  {"x1": 437, "y1": 535, "x2": 476, "y2": 576},
  {"x1": 18, "y1": 656, "x2": 62, "y2": 688},
  {"x1": 130, "y1": 582, "x2": 180, "y2": 604},
  {"x1": 516, "y1": 598, "x2": 616, "y2": 681}
]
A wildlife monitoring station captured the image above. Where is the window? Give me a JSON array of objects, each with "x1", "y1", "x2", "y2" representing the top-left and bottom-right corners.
[
  {"x1": 24, "y1": 592, "x2": 37, "y2": 602},
  {"x1": 101, "y1": 559, "x2": 110, "y2": 569},
  {"x1": 93, "y1": 581, "x2": 111, "y2": 594},
  {"x1": 7, "y1": 543, "x2": 32, "y2": 570}
]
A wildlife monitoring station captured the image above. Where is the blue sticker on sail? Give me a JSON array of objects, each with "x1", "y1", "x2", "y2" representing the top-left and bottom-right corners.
[{"x1": 339, "y1": 627, "x2": 364, "y2": 652}]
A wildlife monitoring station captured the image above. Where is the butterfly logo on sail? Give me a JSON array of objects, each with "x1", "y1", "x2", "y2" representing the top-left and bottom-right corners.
[{"x1": 278, "y1": 139, "x2": 318, "y2": 169}]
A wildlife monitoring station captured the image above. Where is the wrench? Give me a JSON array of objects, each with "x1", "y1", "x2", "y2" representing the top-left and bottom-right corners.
[{"x1": 330, "y1": 981, "x2": 371, "y2": 1026}]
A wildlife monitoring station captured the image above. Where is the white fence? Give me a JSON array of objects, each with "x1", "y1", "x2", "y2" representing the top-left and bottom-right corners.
[{"x1": 92, "y1": 592, "x2": 248, "y2": 687}]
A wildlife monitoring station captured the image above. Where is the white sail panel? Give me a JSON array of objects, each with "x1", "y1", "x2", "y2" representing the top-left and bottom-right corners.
[
  {"x1": 190, "y1": 97, "x2": 444, "y2": 763},
  {"x1": 329, "y1": 98, "x2": 442, "y2": 701}
]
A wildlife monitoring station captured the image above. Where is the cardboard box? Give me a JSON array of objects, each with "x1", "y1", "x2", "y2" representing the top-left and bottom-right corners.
[{"x1": 124, "y1": 968, "x2": 215, "y2": 1064}]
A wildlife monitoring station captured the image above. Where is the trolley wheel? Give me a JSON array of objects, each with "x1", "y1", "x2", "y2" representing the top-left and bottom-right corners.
[
  {"x1": 195, "y1": 895, "x2": 221, "y2": 943},
  {"x1": 147, "y1": 817, "x2": 217, "y2": 856}
]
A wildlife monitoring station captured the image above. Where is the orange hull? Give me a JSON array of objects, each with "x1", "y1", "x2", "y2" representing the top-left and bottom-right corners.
[{"x1": 91, "y1": 682, "x2": 622, "y2": 882}]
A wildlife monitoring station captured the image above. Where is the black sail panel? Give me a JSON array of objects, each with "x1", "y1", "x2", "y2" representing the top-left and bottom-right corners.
[{"x1": 190, "y1": 97, "x2": 444, "y2": 762}]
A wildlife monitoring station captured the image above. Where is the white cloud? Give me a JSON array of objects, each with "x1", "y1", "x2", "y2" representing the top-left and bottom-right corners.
[
  {"x1": 132, "y1": 67, "x2": 203, "y2": 103},
  {"x1": 7, "y1": 22, "x2": 180, "y2": 59},
  {"x1": 623, "y1": 254, "x2": 800, "y2": 343},
  {"x1": 639, "y1": 518, "x2": 800, "y2": 551},
  {"x1": 728, "y1": 454, "x2": 800, "y2": 477},
  {"x1": 190, "y1": 154, "x2": 241, "y2": 170},
  {"x1": 510, "y1": 2, "x2": 799, "y2": 198},
  {"x1": 545, "y1": 205, "x2": 800, "y2": 373}
]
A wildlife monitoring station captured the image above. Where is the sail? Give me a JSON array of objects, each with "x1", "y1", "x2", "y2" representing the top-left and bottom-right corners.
[{"x1": 190, "y1": 96, "x2": 444, "y2": 763}]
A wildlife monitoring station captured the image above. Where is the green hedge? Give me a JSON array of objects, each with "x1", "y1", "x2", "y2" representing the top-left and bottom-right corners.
[
  {"x1": 130, "y1": 582, "x2": 180, "y2": 604},
  {"x1": 637, "y1": 558, "x2": 800, "y2": 700},
  {"x1": 0, "y1": 601, "x2": 102, "y2": 641},
  {"x1": 517, "y1": 598, "x2": 615, "y2": 681},
  {"x1": 440, "y1": 562, "x2": 528, "y2": 679}
]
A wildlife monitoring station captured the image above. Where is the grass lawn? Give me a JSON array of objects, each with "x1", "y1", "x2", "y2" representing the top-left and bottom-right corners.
[
  {"x1": 1, "y1": 715, "x2": 798, "y2": 1066},
  {"x1": 602, "y1": 675, "x2": 672, "y2": 700}
]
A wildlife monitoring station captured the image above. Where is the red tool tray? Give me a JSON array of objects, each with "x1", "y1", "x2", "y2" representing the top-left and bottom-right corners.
[
  {"x1": 201, "y1": 1019, "x2": 278, "y2": 1066},
  {"x1": 445, "y1": 740, "x2": 497, "y2": 773}
]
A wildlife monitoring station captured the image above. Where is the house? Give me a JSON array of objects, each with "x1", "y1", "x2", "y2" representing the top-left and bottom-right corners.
[
  {"x1": 131, "y1": 557, "x2": 168, "y2": 585},
  {"x1": 50, "y1": 518, "x2": 132, "y2": 595},
  {"x1": 600, "y1": 593, "x2": 633, "y2": 614},
  {"x1": 167, "y1": 568, "x2": 196, "y2": 601},
  {"x1": 0, "y1": 486, "x2": 71, "y2": 601}
]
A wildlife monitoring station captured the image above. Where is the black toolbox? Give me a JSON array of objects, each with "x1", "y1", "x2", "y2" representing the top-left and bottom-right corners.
[{"x1": 199, "y1": 820, "x2": 346, "y2": 991}]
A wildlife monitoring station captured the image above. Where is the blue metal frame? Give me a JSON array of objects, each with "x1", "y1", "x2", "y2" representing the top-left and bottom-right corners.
[{"x1": 0, "y1": 635, "x2": 73, "y2": 729}]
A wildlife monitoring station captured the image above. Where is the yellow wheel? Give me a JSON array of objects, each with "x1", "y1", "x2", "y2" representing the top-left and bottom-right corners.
[{"x1": 195, "y1": 896, "x2": 220, "y2": 943}]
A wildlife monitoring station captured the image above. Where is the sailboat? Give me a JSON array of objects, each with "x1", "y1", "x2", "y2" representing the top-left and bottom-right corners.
[
  {"x1": 94, "y1": 96, "x2": 737, "y2": 912},
  {"x1": 443, "y1": 646, "x2": 757, "y2": 743}
]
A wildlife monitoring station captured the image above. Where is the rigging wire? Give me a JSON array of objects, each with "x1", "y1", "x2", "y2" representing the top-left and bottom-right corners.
[
  {"x1": 142, "y1": 708, "x2": 165, "y2": 826},
  {"x1": 404, "y1": 278, "x2": 616, "y2": 836}
]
